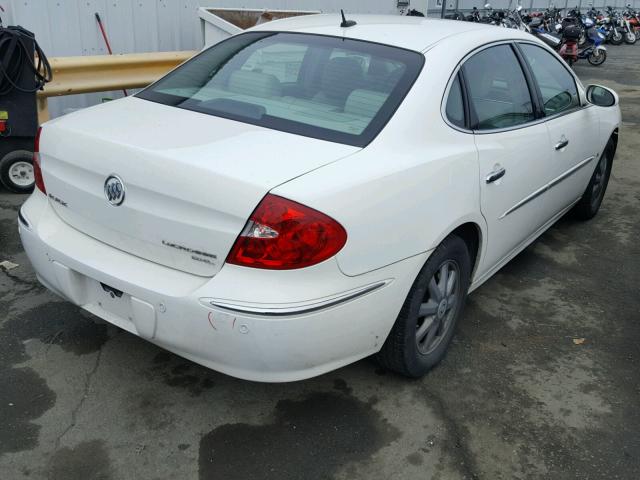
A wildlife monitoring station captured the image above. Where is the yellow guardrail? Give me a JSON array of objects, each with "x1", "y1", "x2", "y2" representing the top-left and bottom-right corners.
[{"x1": 37, "y1": 50, "x2": 197, "y2": 123}]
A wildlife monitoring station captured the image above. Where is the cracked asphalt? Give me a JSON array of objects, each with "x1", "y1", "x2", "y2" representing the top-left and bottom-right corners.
[{"x1": 1, "y1": 46, "x2": 639, "y2": 480}]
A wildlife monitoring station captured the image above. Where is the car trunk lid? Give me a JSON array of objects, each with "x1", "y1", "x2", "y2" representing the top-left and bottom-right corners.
[{"x1": 40, "y1": 97, "x2": 358, "y2": 276}]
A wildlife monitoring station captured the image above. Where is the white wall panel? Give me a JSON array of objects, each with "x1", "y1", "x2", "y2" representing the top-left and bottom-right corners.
[
  {"x1": 157, "y1": 0, "x2": 181, "y2": 52},
  {"x1": 104, "y1": 0, "x2": 137, "y2": 54},
  {"x1": 132, "y1": 0, "x2": 160, "y2": 52}
]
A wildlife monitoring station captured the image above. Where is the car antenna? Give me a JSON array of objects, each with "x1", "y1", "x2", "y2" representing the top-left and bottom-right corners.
[{"x1": 340, "y1": 9, "x2": 357, "y2": 28}]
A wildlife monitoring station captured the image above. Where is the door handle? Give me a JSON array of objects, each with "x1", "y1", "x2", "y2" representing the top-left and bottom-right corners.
[
  {"x1": 486, "y1": 166, "x2": 506, "y2": 184},
  {"x1": 555, "y1": 138, "x2": 569, "y2": 150}
]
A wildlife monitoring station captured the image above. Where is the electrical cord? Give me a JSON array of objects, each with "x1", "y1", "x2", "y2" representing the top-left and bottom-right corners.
[{"x1": 0, "y1": 25, "x2": 52, "y2": 96}]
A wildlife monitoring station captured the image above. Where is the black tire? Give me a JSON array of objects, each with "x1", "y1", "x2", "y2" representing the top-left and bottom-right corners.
[
  {"x1": 376, "y1": 234, "x2": 471, "y2": 378},
  {"x1": 0, "y1": 150, "x2": 35, "y2": 193},
  {"x1": 587, "y1": 49, "x2": 606, "y2": 66},
  {"x1": 578, "y1": 30, "x2": 588, "y2": 47},
  {"x1": 624, "y1": 32, "x2": 637, "y2": 44},
  {"x1": 609, "y1": 29, "x2": 624, "y2": 45},
  {"x1": 572, "y1": 140, "x2": 614, "y2": 220}
]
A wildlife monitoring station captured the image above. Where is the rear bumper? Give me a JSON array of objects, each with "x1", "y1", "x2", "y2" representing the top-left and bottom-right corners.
[{"x1": 19, "y1": 192, "x2": 427, "y2": 382}]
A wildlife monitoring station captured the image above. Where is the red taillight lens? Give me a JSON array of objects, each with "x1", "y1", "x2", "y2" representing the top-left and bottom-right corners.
[
  {"x1": 226, "y1": 194, "x2": 347, "y2": 270},
  {"x1": 33, "y1": 127, "x2": 46, "y2": 194}
]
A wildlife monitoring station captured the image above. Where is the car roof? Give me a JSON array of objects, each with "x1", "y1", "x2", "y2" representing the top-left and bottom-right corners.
[{"x1": 249, "y1": 14, "x2": 530, "y2": 52}]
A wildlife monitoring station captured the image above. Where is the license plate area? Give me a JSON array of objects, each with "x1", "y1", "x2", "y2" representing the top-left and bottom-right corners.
[
  {"x1": 100, "y1": 282, "x2": 124, "y2": 299},
  {"x1": 49, "y1": 260, "x2": 157, "y2": 339},
  {"x1": 89, "y1": 279, "x2": 157, "y2": 339},
  {"x1": 91, "y1": 280, "x2": 133, "y2": 324}
]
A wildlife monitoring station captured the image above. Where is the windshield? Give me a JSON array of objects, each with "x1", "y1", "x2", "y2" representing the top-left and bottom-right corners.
[{"x1": 137, "y1": 32, "x2": 424, "y2": 147}]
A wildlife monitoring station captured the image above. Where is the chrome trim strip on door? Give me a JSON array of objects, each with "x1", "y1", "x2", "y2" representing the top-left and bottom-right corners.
[
  {"x1": 207, "y1": 281, "x2": 389, "y2": 317},
  {"x1": 548, "y1": 155, "x2": 596, "y2": 189},
  {"x1": 499, "y1": 183, "x2": 549, "y2": 219},
  {"x1": 500, "y1": 155, "x2": 595, "y2": 219}
]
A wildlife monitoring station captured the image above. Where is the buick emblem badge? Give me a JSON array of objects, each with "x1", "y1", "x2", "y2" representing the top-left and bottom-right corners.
[{"x1": 104, "y1": 175, "x2": 125, "y2": 206}]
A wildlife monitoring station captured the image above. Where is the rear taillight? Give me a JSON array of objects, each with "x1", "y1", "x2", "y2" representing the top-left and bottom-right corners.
[
  {"x1": 33, "y1": 127, "x2": 46, "y2": 194},
  {"x1": 226, "y1": 194, "x2": 347, "y2": 270}
]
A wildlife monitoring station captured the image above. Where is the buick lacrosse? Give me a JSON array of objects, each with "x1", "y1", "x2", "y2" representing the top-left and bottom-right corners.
[{"x1": 19, "y1": 15, "x2": 620, "y2": 381}]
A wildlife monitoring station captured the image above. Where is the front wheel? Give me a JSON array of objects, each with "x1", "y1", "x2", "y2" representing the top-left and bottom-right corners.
[
  {"x1": 376, "y1": 234, "x2": 471, "y2": 378},
  {"x1": 572, "y1": 141, "x2": 613, "y2": 220},
  {"x1": 610, "y1": 29, "x2": 624, "y2": 45},
  {"x1": 0, "y1": 150, "x2": 35, "y2": 193},
  {"x1": 624, "y1": 31, "x2": 637, "y2": 44},
  {"x1": 588, "y1": 49, "x2": 607, "y2": 65}
]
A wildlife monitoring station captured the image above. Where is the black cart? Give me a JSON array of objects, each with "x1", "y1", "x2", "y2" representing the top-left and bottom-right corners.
[{"x1": 0, "y1": 26, "x2": 50, "y2": 193}]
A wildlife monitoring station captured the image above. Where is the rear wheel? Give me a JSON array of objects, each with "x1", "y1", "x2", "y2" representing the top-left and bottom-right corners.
[
  {"x1": 376, "y1": 234, "x2": 471, "y2": 378},
  {"x1": 572, "y1": 141, "x2": 613, "y2": 220},
  {"x1": 578, "y1": 29, "x2": 588, "y2": 47},
  {"x1": 0, "y1": 150, "x2": 35, "y2": 193}
]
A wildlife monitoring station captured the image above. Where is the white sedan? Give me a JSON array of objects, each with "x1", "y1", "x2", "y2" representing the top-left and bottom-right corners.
[{"x1": 19, "y1": 15, "x2": 620, "y2": 381}]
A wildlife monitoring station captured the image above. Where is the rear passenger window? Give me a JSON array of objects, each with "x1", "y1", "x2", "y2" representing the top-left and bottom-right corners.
[
  {"x1": 519, "y1": 44, "x2": 579, "y2": 116},
  {"x1": 445, "y1": 75, "x2": 465, "y2": 128},
  {"x1": 462, "y1": 45, "x2": 535, "y2": 130}
]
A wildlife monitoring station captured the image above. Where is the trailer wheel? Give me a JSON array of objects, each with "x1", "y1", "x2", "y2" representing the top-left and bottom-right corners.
[{"x1": 0, "y1": 150, "x2": 35, "y2": 193}]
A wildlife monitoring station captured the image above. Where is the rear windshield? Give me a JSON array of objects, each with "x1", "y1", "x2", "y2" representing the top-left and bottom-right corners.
[{"x1": 137, "y1": 32, "x2": 424, "y2": 147}]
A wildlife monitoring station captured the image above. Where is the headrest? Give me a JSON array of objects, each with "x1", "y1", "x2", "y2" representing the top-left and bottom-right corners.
[
  {"x1": 228, "y1": 70, "x2": 282, "y2": 98},
  {"x1": 320, "y1": 57, "x2": 364, "y2": 102}
]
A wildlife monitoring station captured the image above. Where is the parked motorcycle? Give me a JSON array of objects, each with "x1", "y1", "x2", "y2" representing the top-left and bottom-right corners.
[
  {"x1": 559, "y1": 19, "x2": 607, "y2": 66},
  {"x1": 527, "y1": 15, "x2": 562, "y2": 49},
  {"x1": 599, "y1": 7, "x2": 625, "y2": 45},
  {"x1": 561, "y1": 9, "x2": 589, "y2": 47},
  {"x1": 626, "y1": 7, "x2": 640, "y2": 38},
  {"x1": 625, "y1": 6, "x2": 640, "y2": 39},
  {"x1": 619, "y1": 9, "x2": 637, "y2": 44}
]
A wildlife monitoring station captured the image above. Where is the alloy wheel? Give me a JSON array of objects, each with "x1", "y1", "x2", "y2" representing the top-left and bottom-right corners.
[{"x1": 415, "y1": 260, "x2": 460, "y2": 355}]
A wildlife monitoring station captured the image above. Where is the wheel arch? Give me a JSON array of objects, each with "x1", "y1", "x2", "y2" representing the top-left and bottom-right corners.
[
  {"x1": 449, "y1": 222, "x2": 482, "y2": 279},
  {"x1": 610, "y1": 128, "x2": 618, "y2": 158},
  {"x1": 430, "y1": 216, "x2": 486, "y2": 282}
]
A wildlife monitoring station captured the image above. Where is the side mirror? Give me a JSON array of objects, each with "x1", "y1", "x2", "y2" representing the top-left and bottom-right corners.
[{"x1": 586, "y1": 85, "x2": 617, "y2": 107}]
